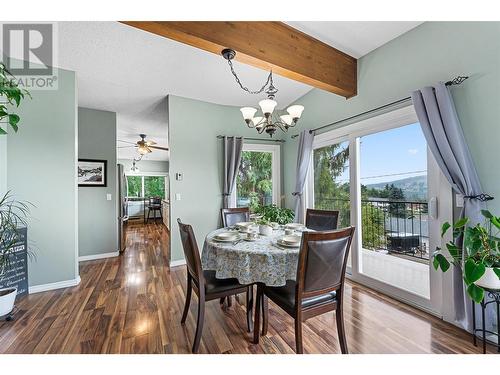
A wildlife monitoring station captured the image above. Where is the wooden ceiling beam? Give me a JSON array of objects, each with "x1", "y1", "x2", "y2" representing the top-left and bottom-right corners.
[{"x1": 121, "y1": 21, "x2": 357, "y2": 98}]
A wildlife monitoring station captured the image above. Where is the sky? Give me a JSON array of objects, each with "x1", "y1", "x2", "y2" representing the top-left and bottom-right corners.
[{"x1": 333, "y1": 122, "x2": 428, "y2": 185}]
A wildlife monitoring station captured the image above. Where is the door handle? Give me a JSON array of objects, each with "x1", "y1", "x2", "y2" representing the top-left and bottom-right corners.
[{"x1": 429, "y1": 197, "x2": 438, "y2": 220}]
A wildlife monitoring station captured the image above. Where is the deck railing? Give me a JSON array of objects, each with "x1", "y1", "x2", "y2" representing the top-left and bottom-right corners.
[{"x1": 315, "y1": 197, "x2": 429, "y2": 260}]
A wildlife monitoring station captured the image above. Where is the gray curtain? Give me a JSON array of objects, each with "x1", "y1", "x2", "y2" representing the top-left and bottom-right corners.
[
  {"x1": 222, "y1": 136, "x2": 243, "y2": 208},
  {"x1": 293, "y1": 130, "x2": 314, "y2": 223},
  {"x1": 411, "y1": 82, "x2": 487, "y2": 332}
]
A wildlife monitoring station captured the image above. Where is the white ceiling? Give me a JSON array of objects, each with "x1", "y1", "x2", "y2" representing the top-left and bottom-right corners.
[
  {"x1": 286, "y1": 21, "x2": 423, "y2": 58},
  {"x1": 56, "y1": 21, "x2": 423, "y2": 161}
]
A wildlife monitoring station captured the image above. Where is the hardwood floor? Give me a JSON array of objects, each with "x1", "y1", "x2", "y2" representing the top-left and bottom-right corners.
[{"x1": 0, "y1": 221, "x2": 495, "y2": 354}]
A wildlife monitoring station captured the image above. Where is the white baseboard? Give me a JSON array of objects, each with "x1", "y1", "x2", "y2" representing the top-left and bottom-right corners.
[
  {"x1": 29, "y1": 276, "x2": 81, "y2": 294},
  {"x1": 170, "y1": 259, "x2": 186, "y2": 267},
  {"x1": 78, "y1": 251, "x2": 119, "y2": 262}
]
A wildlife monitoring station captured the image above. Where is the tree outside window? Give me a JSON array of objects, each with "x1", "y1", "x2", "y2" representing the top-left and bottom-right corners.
[
  {"x1": 126, "y1": 175, "x2": 165, "y2": 199},
  {"x1": 236, "y1": 151, "x2": 273, "y2": 211}
]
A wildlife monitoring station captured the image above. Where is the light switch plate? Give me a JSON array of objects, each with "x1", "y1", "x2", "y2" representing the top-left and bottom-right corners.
[
  {"x1": 456, "y1": 194, "x2": 464, "y2": 208},
  {"x1": 106, "y1": 193, "x2": 112, "y2": 201},
  {"x1": 175, "y1": 193, "x2": 181, "y2": 201}
]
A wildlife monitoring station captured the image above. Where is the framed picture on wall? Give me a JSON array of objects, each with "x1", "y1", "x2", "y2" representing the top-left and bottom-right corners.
[{"x1": 78, "y1": 159, "x2": 107, "y2": 187}]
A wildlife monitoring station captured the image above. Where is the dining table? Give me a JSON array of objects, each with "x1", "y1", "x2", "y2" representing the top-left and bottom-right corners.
[{"x1": 201, "y1": 226, "x2": 303, "y2": 287}]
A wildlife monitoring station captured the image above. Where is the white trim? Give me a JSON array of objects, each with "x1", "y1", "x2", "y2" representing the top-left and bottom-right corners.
[
  {"x1": 170, "y1": 259, "x2": 186, "y2": 267},
  {"x1": 231, "y1": 143, "x2": 281, "y2": 208},
  {"x1": 78, "y1": 251, "x2": 119, "y2": 262},
  {"x1": 29, "y1": 276, "x2": 81, "y2": 294},
  {"x1": 125, "y1": 171, "x2": 169, "y2": 177}
]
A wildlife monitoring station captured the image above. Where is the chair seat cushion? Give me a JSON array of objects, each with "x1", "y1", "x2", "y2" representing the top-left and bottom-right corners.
[
  {"x1": 264, "y1": 280, "x2": 336, "y2": 314},
  {"x1": 203, "y1": 270, "x2": 246, "y2": 295}
]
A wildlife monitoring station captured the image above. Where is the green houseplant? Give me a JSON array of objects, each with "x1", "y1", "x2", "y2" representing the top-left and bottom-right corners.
[
  {"x1": 0, "y1": 62, "x2": 31, "y2": 134},
  {"x1": 254, "y1": 204, "x2": 295, "y2": 225},
  {"x1": 0, "y1": 192, "x2": 31, "y2": 317},
  {"x1": 433, "y1": 210, "x2": 500, "y2": 303}
]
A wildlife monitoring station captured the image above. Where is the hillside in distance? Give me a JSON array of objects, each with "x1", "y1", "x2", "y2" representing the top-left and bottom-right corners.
[{"x1": 366, "y1": 175, "x2": 427, "y2": 201}]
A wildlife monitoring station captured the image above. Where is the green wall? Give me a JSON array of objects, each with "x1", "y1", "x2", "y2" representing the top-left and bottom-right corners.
[
  {"x1": 118, "y1": 159, "x2": 169, "y2": 173},
  {"x1": 78, "y1": 107, "x2": 118, "y2": 258},
  {"x1": 7, "y1": 67, "x2": 78, "y2": 287},
  {"x1": 283, "y1": 22, "x2": 500, "y2": 214},
  {"x1": 168, "y1": 95, "x2": 283, "y2": 262}
]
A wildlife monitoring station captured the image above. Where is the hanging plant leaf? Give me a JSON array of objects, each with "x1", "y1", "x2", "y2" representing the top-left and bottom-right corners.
[
  {"x1": 481, "y1": 210, "x2": 493, "y2": 219},
  {"x1": 453, "y1": 217, "x2": 469, "y2": 229},
  {"x1": 441, "y1": 222, "x2": 451, "y2": 238},
  {"x1": 445, "y1": 242, "x2": 461, "y2": 263},
  {"x1": 464, "y1": 259, "x2": 485, "y2": 284},
  {"x1": 467, "y1": 283, "x2": 484, "y2": 304},
  {"x1": 433, "y1": 253, "x2": 450, "y2": 272},
  {"x1": 494, "y1": 268, "x2": 500, "y2": 279}
]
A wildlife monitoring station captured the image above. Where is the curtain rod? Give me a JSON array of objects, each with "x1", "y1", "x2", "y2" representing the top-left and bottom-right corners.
[
  {"x1": 216, "y1": 135, "x2": 285, "y2": 143},
  {"x1": 291, "y1": 76, "x2": 469, "y2": 139}
]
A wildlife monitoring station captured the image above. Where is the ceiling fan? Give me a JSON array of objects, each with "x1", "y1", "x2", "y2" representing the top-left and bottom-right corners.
[{"x1": 117, "y1": 134, "x2": 169, "y2": 155}]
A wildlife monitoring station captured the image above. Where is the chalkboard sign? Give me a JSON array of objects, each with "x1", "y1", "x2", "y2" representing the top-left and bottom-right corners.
[{"x1": 0, "y1": 228, "x2": 28, "y2": 297}]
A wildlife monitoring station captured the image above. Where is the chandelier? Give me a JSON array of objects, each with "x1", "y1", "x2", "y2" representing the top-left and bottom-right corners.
[{"x1": 221, "y1": 49, "x2": 304, "y2": 137}]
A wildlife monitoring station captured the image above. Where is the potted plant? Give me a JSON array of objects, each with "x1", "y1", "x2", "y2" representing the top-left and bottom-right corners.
[
  {"x1": 256, "y1": 218, "x2": 273, "y2": 236},
  {"x1": 0, "y1": 192, "x2": 31, "y2": 317},
  {"x1": 433, "y1": 210, "x2": 500, "y2": 303},
  {"x1": 0, "y1": 62, "x2": 31, "y2": 134},
  {"x1": 254, "y1": 204, "x2": 295, "y2": 225}
]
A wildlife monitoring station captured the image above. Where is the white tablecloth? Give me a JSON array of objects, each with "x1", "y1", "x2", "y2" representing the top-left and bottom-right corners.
[{"x1": 201, "y1": 228, "x2": 300, "y2": 286}]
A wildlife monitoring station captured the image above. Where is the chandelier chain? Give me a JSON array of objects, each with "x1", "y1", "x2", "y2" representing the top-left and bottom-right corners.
[{"x1": 227, "y1": 58, "x2": 277, "y2": 96}]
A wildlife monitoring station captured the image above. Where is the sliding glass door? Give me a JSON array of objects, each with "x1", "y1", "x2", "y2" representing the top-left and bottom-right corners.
[{"x1": 307, "y1": 106, "x2": 451, "y2": 314}]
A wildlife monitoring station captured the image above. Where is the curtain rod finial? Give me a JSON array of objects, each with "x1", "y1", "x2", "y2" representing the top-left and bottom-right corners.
[{"x1": 445, "y1": 76, "x2": 469, "y2": 86}]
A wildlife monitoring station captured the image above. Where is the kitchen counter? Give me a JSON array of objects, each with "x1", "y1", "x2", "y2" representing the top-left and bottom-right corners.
[{"x1": 161, "y1": 199, "x2": 170, "y2": 230}]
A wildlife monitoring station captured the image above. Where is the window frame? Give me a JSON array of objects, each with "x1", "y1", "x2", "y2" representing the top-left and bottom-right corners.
[
  {"x1": 304, "y1": 105, "x2": 449, "y2": 316},
  {"x1": 230, "y1": 143, "x2": 281, "y2": 208},
  {"x1": 125, "y1": 171, "x2": 168, "y2": 199}
]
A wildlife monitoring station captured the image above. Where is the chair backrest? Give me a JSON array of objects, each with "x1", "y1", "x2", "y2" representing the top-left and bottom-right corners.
[
  {"x1": 177, "y1": 218, "x2": 203, "y2": 285},
  {"x1": 296, "y1": 227, "x2": 355, "y2": 300},
  {"x1": 305, "y1": 209, "x2": 339, "y2": 231},
  {"x1": 149, "y1": 196, "x2": 162, "y2": 206},
  {"x1": 221, "y1": 207, "x2": 250, "y2": 228}
]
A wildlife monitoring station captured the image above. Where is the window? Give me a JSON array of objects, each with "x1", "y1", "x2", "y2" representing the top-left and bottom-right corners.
[
  {"x1": 232, "y1": 144, "x2": 280, "y2": 211},
  {"x1": 144, "y1": 176, "x2": 165, "y2": 198},
  {"x1": 306, "y1": 105, "x2": 450, "y2": 313},
  {"x1": 126, "y1": 175, "x2": 166, "y2": 199},
  {"x1": 313, "y1": 140, "x2": 350, "y2": 228},
  {"x1": 127, "y1": 176, "x2": 142, "y2": 197}
]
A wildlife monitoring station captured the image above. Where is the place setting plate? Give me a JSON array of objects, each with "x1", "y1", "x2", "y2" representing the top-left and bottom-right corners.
[
  {"x1": 275, "y1": 234, "x2": 302, "y2": 248},
  {"x1": 212, "y1": 231, "x2": 241, "y2": 243}
]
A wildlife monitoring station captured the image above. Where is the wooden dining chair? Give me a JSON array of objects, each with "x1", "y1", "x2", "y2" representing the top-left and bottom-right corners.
[
  {"x1": 253, "y1": 227, "x2": 355, "y2": 354},
  {"x1": 177, "y1": 218, "x2": 254, "y2": 353},
  {"x1": 305, "y1": 208, "x2": 339, "y2": 231},
  {"x1": 221, "y1": 207, "x2": 250, "y2": 228},
  {"x1": 219, "y1": 207, "x2": 252, "y2": 307},
  {"x1": 146, "y1": 196, "x2": 162, "y2": 223}
]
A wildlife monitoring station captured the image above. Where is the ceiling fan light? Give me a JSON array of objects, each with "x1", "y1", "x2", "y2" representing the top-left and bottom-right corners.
[
  {"x1": 240, "y1": 107, "x2": 257, "y2": 121},
  {"x1": 259, "y1": 99, "x2": 277, "y2": 115},
  {"x1": 286, "y1": 105, "x2": 304, "y2": 119},
  {"x1": 280, "y1": 114, "x2": 293, "y2": 126},
  {"x1": 138, "y1": 146, "x2": 150, "y2": 155}
]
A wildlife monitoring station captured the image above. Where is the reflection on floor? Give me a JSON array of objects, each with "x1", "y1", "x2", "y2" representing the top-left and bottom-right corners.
[
  {"x1": 361, "y1": 249, "x2": 430, "y2": 298},
  {"x1": 0, "y1": 222, "x2": 494, "y2": 353}
]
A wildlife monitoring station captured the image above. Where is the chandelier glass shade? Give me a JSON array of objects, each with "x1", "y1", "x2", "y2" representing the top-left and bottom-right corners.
[{"x1": 239, "y1": 99, "x2": 304, "y2": 137}]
